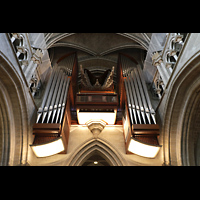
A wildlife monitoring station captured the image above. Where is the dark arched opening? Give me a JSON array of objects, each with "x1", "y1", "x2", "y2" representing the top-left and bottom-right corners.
[
  {"x1": 81, "y1": 150, "x2": 111, "y2": 166},
  {"x1": 68, "y1": 138, "x2": 124, "y2": 166}
]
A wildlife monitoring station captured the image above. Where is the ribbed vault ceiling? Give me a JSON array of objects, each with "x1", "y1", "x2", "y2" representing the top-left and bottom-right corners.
[{"x1": 44, "y1": 33, "x2": 152, "y2": 70}]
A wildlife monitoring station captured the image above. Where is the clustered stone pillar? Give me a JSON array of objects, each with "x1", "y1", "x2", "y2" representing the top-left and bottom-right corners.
[{"x1": 25, "y1": 49, "x2": 43, "y2": 83}]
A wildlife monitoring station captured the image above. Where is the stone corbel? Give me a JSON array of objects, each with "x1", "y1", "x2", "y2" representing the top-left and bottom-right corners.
[
  {"x1": 173, "y1": 34, "x2": 183, "y2": 43},
  {"x1": 86, "y1": 120, "x2": 107, "y2": 139},
  {"x1": 167, "y1": 49, "x2": 177, "y2": 57},
  {"x1": 11, "y1": 33, "x2": 22, "y2": 39},
  {"x1": 152, "y1": 52, "x2": 163, "y2": 67},
  {"x1": 31, "y1": 49, "x2": 43, "y2": 64},
  {"x1": 10, "y1": 33, "x2": 22, "y2": 42},
  {"x1": 16, "y1": 46, "x2": 28, "y2": 58}
]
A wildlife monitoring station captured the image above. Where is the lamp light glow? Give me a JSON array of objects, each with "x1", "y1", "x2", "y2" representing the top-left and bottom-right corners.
[
  {"x1": 128, "y1": 137, "x2": 161, "y2": 158},
  {"x1": 30, "y1": 137, "x2": 65, "y2": 158},
  {"x1": 77, "y1": 110, "x2": 116, "y2": 125}
]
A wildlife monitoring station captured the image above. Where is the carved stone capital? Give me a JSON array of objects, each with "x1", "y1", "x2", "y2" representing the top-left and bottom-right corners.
[
  {"x1": 152, "y1": 52, "x2": 163, "y2": 67},
  {"x1": 11, "y1": 33, "x2": 22, "y2": 39},
  {"x1": 173, "y1": 34, "x2": 183, "y2": 43},
  {"x1": 16, "y1": 46, "x2": 27, "y2": 54},
  {"x1": 167, "y1": 49, "x2": 177, "y2": 57},
  {"x1": 31, "y1": 49, "x2": 43, "y2": 64}
]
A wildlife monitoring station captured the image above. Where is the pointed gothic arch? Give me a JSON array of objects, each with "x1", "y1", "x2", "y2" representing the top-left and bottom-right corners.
[
  {"x1": 162, "y1": 50, "x2": 200, "y2": 166},
  {"x1": 68, "y1": 138, "x2": 125, "y2": 166},
  {"x1": 0, "y1": 52, "x2": 30, "y2": 165}
]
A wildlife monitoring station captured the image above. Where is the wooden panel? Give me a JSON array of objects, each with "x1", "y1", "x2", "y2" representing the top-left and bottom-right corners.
[
  {"x1": 80, "y1": 90, "x2": 115, "y2": 94},
  {"x1": 133, "y1": 135, "x2": 159, "y2": 146},
  {"x1": 76, "y1": 104, "x2": 118, "y2": 110},
  {"x1": 124, "y1": 91, "x2": 132, "y2": 154},
  {"x1": 132, "y1": 124, "x2": 159, "y2": 130},
  {"x1": 33, "y1": 123, "x2": 61, "y2": 135},
  {"x1": 60, "y1": 91, "x2": 71, "y2": 153},
  {"x1": 33, "y1": 123, "x2": 61, "y2": 130},
  {"x1": 117, "y1": 55, "x2": 124, "y2": 110},
  {"x1": 76, "y1": 93, "x2": 118, "y2": 110},
  {"x1": 132, "y1": 124, "x2": 159, "y2": 135},
  {"x1": 33, "y1": 136, "x2": 58, "y2": 145},
  {"x1": 71, "y1": 52, "x2": 78, "y2": 105}
]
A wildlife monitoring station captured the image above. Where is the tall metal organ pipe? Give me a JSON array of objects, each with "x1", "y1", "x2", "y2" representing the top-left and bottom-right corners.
[{"x1": 120, "y1": 54, "x2": 156, "y2": 125}]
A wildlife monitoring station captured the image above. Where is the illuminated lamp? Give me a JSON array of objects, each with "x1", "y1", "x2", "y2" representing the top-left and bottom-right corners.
[
  {"x1": 128, "y1": 137, "x2": 161, "y2": 158},
  {"x1": 30, "y1": 137, "x2": 65, "y2": 158},
  {"x1": 77, "y1": 109, "x2": 117, "y2": 125}
]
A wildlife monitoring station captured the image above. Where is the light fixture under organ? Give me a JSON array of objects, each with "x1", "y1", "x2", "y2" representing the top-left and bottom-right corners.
[
  {"x1": 30, "y1": 137, "x2": 65, "y2": 158},
  {"x1": 118, "y1": 53, "x2": 162, "y2": 158},
  {"x1": 77, "y1": 110, "x2": 117, "y2": 125},
  {"x1": 128, "y1": 137, "x2": 161, "y2": 158},
  {"x1": 30, "y1": 52, "x2": 78, "y2": 157}
]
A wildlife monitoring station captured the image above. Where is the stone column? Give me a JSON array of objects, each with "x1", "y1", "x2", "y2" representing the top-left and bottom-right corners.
[
  {"x1": 19, "y1": 60, "x2": 29, "y2": 72},
  {"x1": 152, "y1": 52, "x2": 169, "y2": 86},
  {"x1": 26, "y1": 49, "x2": 43, "y2": 83}
]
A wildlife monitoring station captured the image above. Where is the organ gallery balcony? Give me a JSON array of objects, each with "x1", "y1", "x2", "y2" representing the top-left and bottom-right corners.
[
  {"x1": 76, "y1": 93, "x2": 118, "y2": 125},
  {"x1": 76, "y1": 93, "x2": 118, "y2": 109}
]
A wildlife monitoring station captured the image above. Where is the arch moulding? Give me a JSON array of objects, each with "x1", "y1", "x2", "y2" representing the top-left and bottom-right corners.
[
  {"x1": 0, "y1": 51, "x2": 30, "y2": 166},
  {"x1": 162, "y1": 50, "x2": 200, "y2": 166},
  {"x1": 67, "y1": 137, "x2": 126, "y2": 166}
]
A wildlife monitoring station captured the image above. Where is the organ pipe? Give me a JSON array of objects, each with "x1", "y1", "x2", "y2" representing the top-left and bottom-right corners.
[
  {"x1": 36, "y1": 53, "x2": 75, "y2": 124},
  {"x1": 120, "y1": 54, "x2": 156, "y2": 125}
]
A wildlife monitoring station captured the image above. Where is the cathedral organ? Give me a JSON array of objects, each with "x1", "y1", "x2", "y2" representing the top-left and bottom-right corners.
[{"x1": 30, "y1": 51, "x2": 161, "y2": 158}]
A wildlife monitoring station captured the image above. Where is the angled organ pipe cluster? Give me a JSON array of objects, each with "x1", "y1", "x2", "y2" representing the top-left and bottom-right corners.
[
  {"x1": 36, "y1": 66, "x2": 70, "y2": 124},
  {"x1": 120, "y1": 54, "x2": 161, "y2": 158},
  {"x1": 31, "y1": 53, "x2": 76, "y2": 158},
  {"x1": 121, "y1": 55, "x2": 156, "y2": 125},
  {"x1": 36, "y1": 52, "x2": 75, "y2": 124}
]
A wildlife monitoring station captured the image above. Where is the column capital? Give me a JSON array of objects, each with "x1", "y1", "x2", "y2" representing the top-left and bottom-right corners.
[
  {"x1": 16, "y1": 46, "x2": 27, "y2": 54},
  {"x1": 167, "y1": 49, "x2": 177, "y2": 57},
  {"x1": 11, "y1": 33, "x2": 22, "y2": 39},
  {"x1": 152, "y1": 52, "x2": 163, "y2": 67},
  {"x1": 173, "y1": 34, "x2": 183, "y2": 43},
  {"x1": 31, "y1": 49, "x2": 43, "y2": 64}
]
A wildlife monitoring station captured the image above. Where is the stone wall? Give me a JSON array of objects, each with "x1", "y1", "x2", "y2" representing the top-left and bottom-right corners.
[{"x1": 156, "y1": 34, "x2": 200, "y2": 165}]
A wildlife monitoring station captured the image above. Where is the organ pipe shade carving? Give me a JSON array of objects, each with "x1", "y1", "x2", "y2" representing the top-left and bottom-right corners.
[{"x1": 80, "y1": 65, "x2": 114, "y2": 91}]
